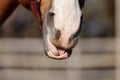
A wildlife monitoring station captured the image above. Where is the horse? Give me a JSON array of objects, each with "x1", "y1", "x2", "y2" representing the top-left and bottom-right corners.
[{"x1": 0, "y1": 0, "x2": 85, "y2": 60}]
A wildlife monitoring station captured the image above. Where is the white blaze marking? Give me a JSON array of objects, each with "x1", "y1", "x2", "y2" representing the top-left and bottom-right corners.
[{"x1": 52, "y1": 0, "x2": 82, "y2": 36}]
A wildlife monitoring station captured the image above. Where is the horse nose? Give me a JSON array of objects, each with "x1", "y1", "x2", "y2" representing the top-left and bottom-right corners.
[
  {"x1": 54, "y1": 29, "x2": 61, "y2": 40},
  {"x1": 50, "y1": 31, "x2": 79, "y2": 50}
]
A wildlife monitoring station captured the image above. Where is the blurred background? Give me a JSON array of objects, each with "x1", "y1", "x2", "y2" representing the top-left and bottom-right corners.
[{"x1": 0, "y1": 0, "x2": 116, "y2": 80}]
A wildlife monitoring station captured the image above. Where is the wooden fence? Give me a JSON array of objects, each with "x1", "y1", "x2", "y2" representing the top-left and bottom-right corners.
[{"x1": 0, "y1": 38, "x2": 115, "y2": 80}]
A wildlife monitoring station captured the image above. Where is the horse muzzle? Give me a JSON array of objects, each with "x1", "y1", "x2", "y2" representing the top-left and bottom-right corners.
[{"x1": 45, "y1": 35, "x2": 80, "y2": 60}]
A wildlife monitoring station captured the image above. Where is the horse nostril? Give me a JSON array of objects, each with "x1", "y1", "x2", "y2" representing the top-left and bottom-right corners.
[
  {"x1": 69, "y1": 32, "x2": 79, "y2": 43},
  {"x1": 49, "y1": 12, "x2": 55, "y2": 17},
  {"x1": 69, "y1": 34, "x2": 75, "y2": 43},
  {"x1": 54, "y1": 30, "x2": 61, "y2": 39}
]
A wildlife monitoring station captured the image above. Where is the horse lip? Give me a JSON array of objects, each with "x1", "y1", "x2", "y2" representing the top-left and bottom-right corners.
[
  {"x1": 47, "y1": 51, "x2": 68, "y2": 60},
  {"x1": 46, "y1": 45, "x2": 72, "y2": 60},
  {"x1": 46, "y1": 49, "x2": 72, "y2": 60},
  {"x1": 46, "y1": 36, "x2": 72, "y2": 60}
]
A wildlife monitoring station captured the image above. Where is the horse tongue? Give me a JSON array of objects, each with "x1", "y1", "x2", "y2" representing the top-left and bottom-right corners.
[
  {"x1": 52, "y1": 48, "x2": 65, "y2": 56},
  {"x1": 52, "y1": 50, "x2": 60, "y2": 56},
  {"x1": 47, "y1": 36, "x2": 68, "y2": 59},
  {"x1": 58, "y1": 48, "x2": 66, "y2": 56}
]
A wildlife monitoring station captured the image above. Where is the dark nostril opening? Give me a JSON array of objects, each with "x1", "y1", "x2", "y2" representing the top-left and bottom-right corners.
[
  {"x1": 49, "y1": 12, "x2": 55, "y2": 17},
  {"x1": 54, "y1": 30, "x2": 61, "y2": 39},
  {"x1": 69, "y1": 33, "x2": 78, "y2": 43},
  {"x1": 51, "y1": 12, "x2": 55, "y2": 16},
  {"x1": 69, "y1": 31, "x2": 81, "y2": 43},
  {"x1": 69, "y1": 34, "x2": 75, "y2": 43}
]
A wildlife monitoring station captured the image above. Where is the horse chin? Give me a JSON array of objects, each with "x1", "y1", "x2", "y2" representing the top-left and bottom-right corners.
[{"x1": 46, "y1": 36, "x2": 72, "y2": 60}]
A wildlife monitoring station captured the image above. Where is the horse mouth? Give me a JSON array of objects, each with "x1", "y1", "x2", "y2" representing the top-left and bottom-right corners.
[{"x1": 46, "y1": 37, "x2": 72, "y2": 60}]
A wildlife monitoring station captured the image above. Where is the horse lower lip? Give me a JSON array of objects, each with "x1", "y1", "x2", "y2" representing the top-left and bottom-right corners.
[
  {"x1": 46, "y1": 48, "x2": 72, "y2": 60},
  {"x1": 47, "y1": 36, "x2": 71, "y2": 59},
  {"x1": 47, "y1": 50, "x2": 68, "y2": 60},
  {"x1": 48, "y1": 45, "x2": 68, "y2": 58}
]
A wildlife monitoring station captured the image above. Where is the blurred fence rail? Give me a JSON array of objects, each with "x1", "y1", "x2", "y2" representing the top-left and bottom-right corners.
[{"x1": 0, "y1": 38, "x2": 115, "y2": 80}]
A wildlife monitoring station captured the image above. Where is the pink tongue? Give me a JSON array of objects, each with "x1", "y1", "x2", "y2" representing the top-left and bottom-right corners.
[
  {"x1": 58, "y1": 48, "x2": 66, "y2": 56},
  {"x1": 52, "y1": 48, "x2": 66, "y2": 56},
  {"x1": 47, "y1": 36, "x2": 66, "y2": 56},
  {"x1": 53, "y1": 50, "x2": 60, "y2": 56}
]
